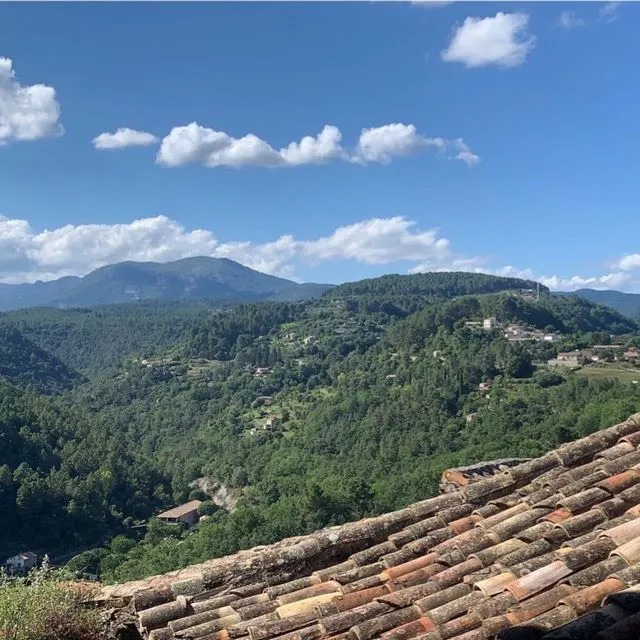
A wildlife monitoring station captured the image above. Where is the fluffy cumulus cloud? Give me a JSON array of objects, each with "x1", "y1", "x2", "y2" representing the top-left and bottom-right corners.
[
  {"x1": 0, "y1": 216, "x2": 218, "y2": 283},
  {"x1": 0, "y1": 215, "x2": 455, "y2": 283},
  {"x1": 1, "y1": 214, "x2": 638, "y2": 291},
  {"x1": 156, "y1": 123, "x2": 344, "y2": 168},
  {"x1": 352, "y1": 124, "x2": 444, "y2": 164},
  {"x1": 0, "y1": 57, "x2": 62, "y2": 145},
  {"x1": 618, "y1": 254, "x2": 640, "y2": 271},
  {"x1": 441, "y1": 12, "x2": 535, "y2": 68},
  {"x1": 92, "y1": 128, "x2": 158, "y2": 150},
  {"x1": 156, "y1": 122, "x2": 479, "y2": 169}
]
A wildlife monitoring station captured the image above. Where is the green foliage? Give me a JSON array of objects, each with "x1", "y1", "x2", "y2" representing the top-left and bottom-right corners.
[
  {"x1": 0, "y1": 326, "x2": 81, "y2": 393},
  {"x1": 198, "y1": 501, "x2": 218, "y2": 516},
  {"x1": 1, "y1": 271, "x2": 639, "y2": 583},
  {"x1": 0, "y1": 379, "x2": 170, "y2": 555},
  {"x1": 0, "y1": 301, "x2": 218, "y2": 376},
  {"x1": 327, "y1": 271, "x2": 546, "y2": 300},
  {"x1": 0, "y1": 565, "x2": 102, "y2": 640}
]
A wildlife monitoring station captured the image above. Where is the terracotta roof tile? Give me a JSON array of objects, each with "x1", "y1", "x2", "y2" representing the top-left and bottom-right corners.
[{"x1": 97, "y1": 413, "x2": 640, "y2": 640}]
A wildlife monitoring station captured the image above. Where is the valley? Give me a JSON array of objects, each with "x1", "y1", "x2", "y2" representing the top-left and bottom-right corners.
[{"x1": 1, "y1": 269, "x2": 639, "y2": 586}]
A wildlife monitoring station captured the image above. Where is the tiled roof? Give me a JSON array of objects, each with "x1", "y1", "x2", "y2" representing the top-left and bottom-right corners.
[
  {"x1": 157, "y1": 501, "x2": 203, "y2": 519},
  {"x1": 440, "y1": 460, "x2": 531, "y2": 493},
  {"x1": 98, "y1": 413, "x2": 640, "y2": 640}
]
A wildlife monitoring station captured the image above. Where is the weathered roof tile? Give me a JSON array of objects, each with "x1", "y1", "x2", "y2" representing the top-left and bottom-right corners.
[{"x1": 98, "y1": 413, "x2": 640, "y2": 640}]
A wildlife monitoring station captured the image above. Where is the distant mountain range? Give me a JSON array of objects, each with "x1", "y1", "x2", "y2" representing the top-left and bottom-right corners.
[
  {"x1": 1, "y1": 258, "x2": 639, "y2": 319},
  {"x1": 557, "y1": 289, "x2": 640, "y2": 320},
  {"x1": 0, "y1": 257, "x2": 332, "y2": 311}
]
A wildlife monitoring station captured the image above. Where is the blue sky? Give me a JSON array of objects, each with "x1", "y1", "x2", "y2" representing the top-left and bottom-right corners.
[{"x1": 1, "y1": 1, "x2": 639, "y2": 290}]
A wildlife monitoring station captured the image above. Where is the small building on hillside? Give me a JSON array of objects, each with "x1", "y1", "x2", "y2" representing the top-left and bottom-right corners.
[
  {"x1": 483, "y1": 317, "x2": 498, "y2": 330},
  {"x1": 264, "y1": 415, "x2": 281, "y2": 430},
  {"x1": 504, "y1": 325, "x2": 528, "y2": 341},
  {"x1": 548, "y1": 351, "x2": 585, "y2": 368},
  {"x1": 4, "y1": 551, "x2": 38, "y2": 574},
  {"x1": 625, "y1": 349, "x2": 640, "y2": 361},
  {"x1": 156, "y1": 500, "x2": 202, "y2": 526}
]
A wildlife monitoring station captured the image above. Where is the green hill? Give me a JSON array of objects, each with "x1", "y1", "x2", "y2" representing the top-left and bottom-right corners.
[
  {"x1": 0, "y1": 301, "x2": 220, "y2": 376},
  {"x1": 0, "y1": 326, "x2": 81, "y2": 393},
  {"x1": 327, "y1": 271, "x2": 545, "y2": 300},
  {"x1": 2, "y1": 271, "x2": 639, "y2": 579},
  {"x1": 558, "y1": 289, "x2": 640, "y2": 319}
]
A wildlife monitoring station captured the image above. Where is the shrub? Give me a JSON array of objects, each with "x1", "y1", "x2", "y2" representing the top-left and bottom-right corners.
[
  {"x1": 197, "y1": 500, "x2": 218, "y2": 517},
  {"x1": 0, "y1": 564, "x2": 102, "y2": 640}
]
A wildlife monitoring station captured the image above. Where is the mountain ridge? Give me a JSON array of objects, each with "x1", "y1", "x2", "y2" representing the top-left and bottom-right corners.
[
  {"x1": 557, "y1": 288, "x2": 640, "y2": 320},
  {"x1": 0, "y1": 257, "x2": 332, "y2": 311}
]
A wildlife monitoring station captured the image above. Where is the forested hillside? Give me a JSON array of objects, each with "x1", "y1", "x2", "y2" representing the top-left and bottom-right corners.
[
  {"x1": 0, "y1": 326, "x2": 81, "y2": 393},
  {"x1": 0, "y1": 302, "x2": 219, "y2": 376},
  {"x1": 1, "y1": 272, "x2": 639, "y2": 584},
  {"x1": 326, "y1": 271, "x2": 544, "y2": 300},
  {"x1": 559, "y1": 289, "x2": 640, "y2": 319}
]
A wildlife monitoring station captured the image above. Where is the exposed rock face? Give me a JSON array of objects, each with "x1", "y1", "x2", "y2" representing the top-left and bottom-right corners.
[{"x1": 190, "y1": 478, "x2": 239, "y2": 512}]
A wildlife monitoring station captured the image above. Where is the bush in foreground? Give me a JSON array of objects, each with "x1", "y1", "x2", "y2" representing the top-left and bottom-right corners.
[{"x1": 0, "y1": 564, "x2": 103, "y2": 640}]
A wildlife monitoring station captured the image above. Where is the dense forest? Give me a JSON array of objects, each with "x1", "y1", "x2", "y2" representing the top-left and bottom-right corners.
[{"x1": 1, "y1": 271, "x2": 639, "y2": 584}]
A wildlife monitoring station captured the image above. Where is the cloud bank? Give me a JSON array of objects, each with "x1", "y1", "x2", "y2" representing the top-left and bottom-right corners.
[
  {"x1": 0, "y1": 215, "x2": 636, "y2": 292},
  {"x1": 0, "y1": 215, "x2": 453, "y2": 283},
  {"x1": 0, "y1": 57, "x2": 62, "y2": 145},
  {"x1": 155, "y1": 122, "x2": 479, "y2": 169}
]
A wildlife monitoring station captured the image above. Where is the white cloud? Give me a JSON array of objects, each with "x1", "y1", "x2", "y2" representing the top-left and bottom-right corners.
[
  {"x1": 0, "y1": 57, "x2": 62, "y2": 145},
  {"x1": 441, "y1": 12, "x2": 535, "y2": 68},
  {"x1": 452, "y1": 138, "x2": 481, "y2": 167},
  {"x1": 156, "y1": 123, "x2": 343, "y2": 168},
  {"x1": 409, "y1": 261, "x2": 636, "y2": 293},
  {"x1": 353, "y1": 123, "x2": 445, "y2": 164},
  {"x1": 0, "y1": 215, "x2": 454, "y2": 283},
  {"x1": 157, "y1": 122, "x2": 479, "y2": 168},
  {"x1": 279, "y1": 125, "x2": 345, "y2": 165},
  {"x1": 558, "y1": 11, "x2": 586, "y2": 30},
  {"x1": 618, "y1": 254, "x2": 640, "y2": 271},
  {"x1": 485, "y1": 266, "x2": 633, "y2": 292},
  {"x1": 1, "y1": 214, "x2": 638, "y2": 292},
  {"x1": 92, "y1": 128, "x2": 159, "y2": 150},
  {"x1": 600, "y1": 2, "x2": 620, "y2": 22},
  {"x1": 525, "y1": 271, "x2": 630, "y2": 292},
  {"x1": 300, "y1": 217, "x2": 451, "y2": 264}
]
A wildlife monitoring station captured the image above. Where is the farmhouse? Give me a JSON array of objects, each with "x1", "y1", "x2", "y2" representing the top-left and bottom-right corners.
[
  {"x1": 4, "y1": 551, "x2": 38, "y2": 573},
  {"x1": 156, "y1": 500, "x2": 202, "y2": 526}
]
